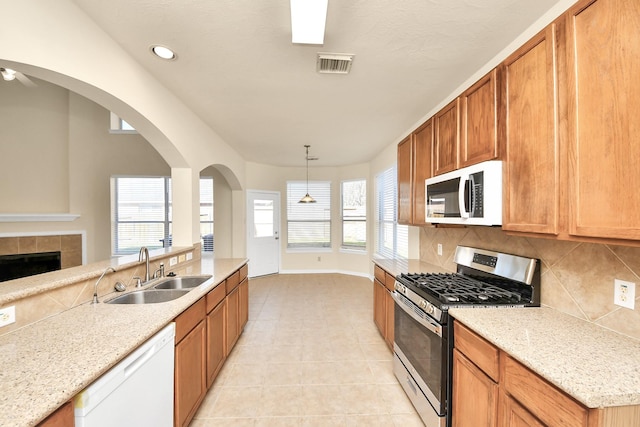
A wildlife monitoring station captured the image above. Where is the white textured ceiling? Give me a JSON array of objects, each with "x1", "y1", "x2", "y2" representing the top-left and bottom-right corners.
[{"x1": 71, "y1": 0, "x2": 563, "y2": 167}]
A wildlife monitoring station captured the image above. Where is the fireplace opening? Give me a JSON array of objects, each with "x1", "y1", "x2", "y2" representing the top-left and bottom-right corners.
[{"x1": 0, "y1": 251, "x2": 62, "y2": 282}]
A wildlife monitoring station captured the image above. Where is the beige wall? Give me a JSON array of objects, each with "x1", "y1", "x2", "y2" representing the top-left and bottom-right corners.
[
  {"x1": 0, "y1": 78, "x2": 69, "y2": 213},
  {"x1": 420, "y1": 226, "x2": 640, "y2": 341},
  {"x1": 0, "y1": 79, "x2": 170, "y2": 262}
]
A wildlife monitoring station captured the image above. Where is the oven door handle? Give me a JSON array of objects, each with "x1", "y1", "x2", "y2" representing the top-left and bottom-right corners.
[{"x1": 392, "y1": 292, "x2": 442, "y2": 337}]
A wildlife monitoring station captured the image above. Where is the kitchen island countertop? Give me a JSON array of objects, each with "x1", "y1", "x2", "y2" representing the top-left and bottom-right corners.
[{"x1": 0, "y1": 255, "x2": 247, "y2": 427}]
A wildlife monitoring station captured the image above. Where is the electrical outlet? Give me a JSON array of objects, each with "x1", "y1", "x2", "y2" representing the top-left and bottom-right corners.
[
  {"x1": 178, "y1": 254, "x2": 185, "y2": 263},
  {"x1": 0, "y1": 306, "x2": 16, "y2": 328},
  {"x1": 317, "y1": 256, "x2": 321, "y2": 262},
  {"x1": 169, "y1": 256, "x2": 178, "y2": 267},
  {"x1": 186, "y1": 252, "x2": 193, "y2": 261},
  {"x1": 614, "y1": 279, "x2": 636, "y2": 309},
  {"x1": 437, "y1": 243, "x2": 443, "y2": 256}
]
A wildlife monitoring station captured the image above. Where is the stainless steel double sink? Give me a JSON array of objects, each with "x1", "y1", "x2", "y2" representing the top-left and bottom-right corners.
[{"x1": 106, "y1": 275, "x2": 212, "y2": 304}]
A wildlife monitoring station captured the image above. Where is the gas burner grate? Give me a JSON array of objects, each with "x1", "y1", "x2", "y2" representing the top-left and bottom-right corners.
[{"x1": 398, "y1": 273, "x2": 522, "y2": 305}]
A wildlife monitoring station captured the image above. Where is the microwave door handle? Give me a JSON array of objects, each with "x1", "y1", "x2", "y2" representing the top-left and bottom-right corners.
[
  {"x1": 468, "y1": 174, "x2": 476, "y2": 217},
  {"x1": 458, "y1": 176, "x2": 470, "y2": 218}
]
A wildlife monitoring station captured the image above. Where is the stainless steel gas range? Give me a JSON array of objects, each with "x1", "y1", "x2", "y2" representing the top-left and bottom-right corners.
[{"x1": 392, "y1": 246, "x2": 540, "y2": 427}]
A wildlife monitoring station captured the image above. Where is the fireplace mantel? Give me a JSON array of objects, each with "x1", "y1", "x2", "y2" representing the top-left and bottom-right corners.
[{"x1": 0, "y1": 214, "x2": 80, "y2": 222}]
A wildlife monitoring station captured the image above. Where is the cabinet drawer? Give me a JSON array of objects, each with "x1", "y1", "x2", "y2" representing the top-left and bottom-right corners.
[
  {"x1": 501, "y1": 354, "x2": 589, "y2": 427},
  {"x1": 374, "y1": 265, "x2": 386, "y2": 283},
  {"x1": 206, "y1": 282, "x2": 226, "y2": 313},
  {"x1": 175, "y1": 298, "x2": 206, "y2": 343},
  {"x1": 225, "y1": 270, "x2": 241, "y2": 294},
  {"x1": 239, "y1": 264, "x2": 248, "y2": 281},
  {"x1": 454, "y1": 321, "x2": 499, "y2": 381},
  {"x1": 384, "y1": 272, "x2": 396, "y2": 292}
]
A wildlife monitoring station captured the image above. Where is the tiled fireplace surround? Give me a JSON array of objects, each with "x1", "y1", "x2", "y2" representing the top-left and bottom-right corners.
[
  {"x1": 0, "y1": 234, "x2": 83, "y2": 270},
  {"x1": 420, "y1": 226, "x2": 640, "y2": 341}
]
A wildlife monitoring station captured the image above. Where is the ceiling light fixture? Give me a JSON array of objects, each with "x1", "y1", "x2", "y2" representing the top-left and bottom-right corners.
[
  {"x1": 299, "y1": 145, "x2": 317, "y2": 203},
  {"x1": 150, "y1": 45, "x2": 177, "y2": 60},
  {"x1": 290, "y1": 0, "x2": 328, "y2": 45},
  {"x1": 0, "y1": 68, "x2": 17, "y2": 81}
]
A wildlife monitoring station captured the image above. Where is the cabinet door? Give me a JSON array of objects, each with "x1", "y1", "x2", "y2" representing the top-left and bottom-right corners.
[
  {"x1": 37, "y1": 401, "x2": 73, "y2": 427},
  {"x1": 175, "y1": 320, "x2": 206, "y2": 427},
  {"x1": 373, "y1": 279, "x2": 386, "y2": 337},
  {"x1": 460, "y1": 69, "x2": 500, "y2": 167},
  {"x1": 384, "y1": 289, "x2": 394, "y2": 351},
  {"x1": 564, "y1": 0, "x2": 640, "y2": 240},
  {"x1": 413, "y1": 119, "x2": 433, "y2": 225},
  {"x1": 206, "y1": 300, "x2": 226, "y2": 388},
  {"x1": 452, "y1": 349, "x2": 499, "y2": 427},
  {"x1": 397, "y1": 135, "x2": 413, "y2": 225},
  {"x1": 500, "y1": 392, "x2": 545, "y2": 427},
  {"x1": 434, "y1": 98, "x2": 460, "y2": 175},
  {"x1": 239, "y1": 277, "x2": 249, "y2": 330},
  {"x1": 225, "y1": 286, "x2": 240, "y2": 355},
  {"x1": 501, "y1": 24, "x2": 560, "y2": 235}
]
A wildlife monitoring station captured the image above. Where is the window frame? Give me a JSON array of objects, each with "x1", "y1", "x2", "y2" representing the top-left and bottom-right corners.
[{"x1": 375, "y1": 166, "x2": 408, "y2": 259}]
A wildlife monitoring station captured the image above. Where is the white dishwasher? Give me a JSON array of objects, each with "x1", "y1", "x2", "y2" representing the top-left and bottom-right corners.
[{"x1": 74, "y1": 323, "x2": 175, "y2": 427}]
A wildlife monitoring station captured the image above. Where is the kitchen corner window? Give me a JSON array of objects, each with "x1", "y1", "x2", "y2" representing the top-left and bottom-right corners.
[
  {"x1": 109, "y1": 112, "x2": 137, "y2": 134},
  {"x1": 375, "y1": 166, "x2": 408, "y2": 259},
  {"x1": 111, "y1": 176, "x2": 214, "y2": 255},
  {"x1": 287, "y1": 181, "x2": 331, "y2": 249},
  {"x1": 341, "y1": 179, "x2": 366, "y2": 250}
]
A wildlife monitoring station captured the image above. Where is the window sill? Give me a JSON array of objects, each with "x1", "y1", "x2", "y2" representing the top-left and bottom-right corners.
[{"x1": 286, "y1": 247, "x2": 333, "y2": 254}]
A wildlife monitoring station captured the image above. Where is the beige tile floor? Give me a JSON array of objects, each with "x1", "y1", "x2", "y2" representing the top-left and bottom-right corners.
[{"x1": 191, "y1": 273, "x2": 424, "y2": 426}]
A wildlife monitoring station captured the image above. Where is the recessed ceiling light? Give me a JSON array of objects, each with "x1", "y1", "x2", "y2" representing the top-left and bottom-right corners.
[{"x1": 150, "y1": 45, "x2": 177, "y2": 60}]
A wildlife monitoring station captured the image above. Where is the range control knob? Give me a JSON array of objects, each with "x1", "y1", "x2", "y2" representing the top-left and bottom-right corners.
[
  {"x1": 426, "y1": 304, "x2": 435, "y2": 315},
  {"x1": 419, "y1": 300, "x2": 427, "y2": 310}
]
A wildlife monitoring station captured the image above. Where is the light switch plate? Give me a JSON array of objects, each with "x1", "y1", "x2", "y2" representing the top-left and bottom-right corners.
[
  {"x1": 169, "y1": 256, "x2": 178, "y2": 267},
  {"x1": 614, "y1": 279, "x2": 635, "y2": 309},
  {"x1": 186, "y1": 252, "x2": 193, "y2": 261},
  {"x1": 0, "y1": 306, "x2": 16, "y2": 328}
]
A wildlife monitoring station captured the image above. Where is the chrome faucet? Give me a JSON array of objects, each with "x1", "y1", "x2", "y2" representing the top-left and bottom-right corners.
[
  {"x1": 92, "y1": 267, "x2": 116, "y2": 304},
  {"x1": 138, "y1": 246, "x2": 150, "y2": 282}
]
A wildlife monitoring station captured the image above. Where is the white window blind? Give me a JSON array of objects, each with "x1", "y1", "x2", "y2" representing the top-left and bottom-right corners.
[
  {"x1": 341, "y1": 179, "x2": 366, "y2": 250},
  {"x1": 287, "y1": 181, "x2": 331, "y2": 248},
  {"x1": 113, "y1": 177, "x2": 170, "y2": 254},
  {"x1": 112, "y1": 176, "x2": 214, "y2": 255},
  {"x1": 375, "y1": 166, "x2": 408, "y2": 259}
]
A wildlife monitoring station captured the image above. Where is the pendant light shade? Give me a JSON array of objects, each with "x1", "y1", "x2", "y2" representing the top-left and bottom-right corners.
[{"x1": 299, "y1": 145, "x2": 316, "y2": 203}]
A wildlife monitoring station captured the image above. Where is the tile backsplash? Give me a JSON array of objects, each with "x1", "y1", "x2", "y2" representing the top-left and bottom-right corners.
[{"x1": 420, "y1": 226, "x2": 640, "y2": 341}]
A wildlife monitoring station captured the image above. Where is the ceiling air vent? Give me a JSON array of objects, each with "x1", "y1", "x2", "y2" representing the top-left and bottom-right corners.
[{"x1": 316, "y1": 53, "x2": 354, "y2": 74}]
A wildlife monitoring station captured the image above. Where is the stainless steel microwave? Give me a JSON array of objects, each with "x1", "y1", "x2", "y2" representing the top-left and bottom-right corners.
[{"x1": 425, "y1": 160, "x2": 502, "y2": 225}]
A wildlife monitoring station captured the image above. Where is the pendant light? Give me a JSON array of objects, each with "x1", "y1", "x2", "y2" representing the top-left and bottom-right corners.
[{"x1": 299, "y1": 145, "x2": 316, "y2": 203}]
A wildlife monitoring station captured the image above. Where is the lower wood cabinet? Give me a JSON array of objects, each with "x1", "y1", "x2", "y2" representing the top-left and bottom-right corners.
[
  {"x1": 206, "y1": 283, "x2": 226, "y2": 389},
  {"x1": 225, "y1": 285, "x2": 240, "y2": 355},
  {"x1": 174, "y1": 298, "x2": 207, "y2": 427},
  {"x1": 373, "y1": 264, "x2": 395, "y2": 351},
  {"x1": 453, "y1": 320, "x2": 640, "y2": 427},
  {"x1": 174, "y1": 263, "x2": 249, "y2": 427},
  {"x1": 37, "y1": 401, "x2": 74, "y2": 427}
]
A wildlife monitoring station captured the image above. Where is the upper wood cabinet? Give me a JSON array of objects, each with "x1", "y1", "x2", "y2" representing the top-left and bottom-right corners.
[
  {"x1": 460, "y1": 68, "x2": 501, "y2": 168},
  {"x1": 397, "y1": 121, "x2": 434, "y2": 226},
  {"x1": 434, "y1": 98, "x2": 460, "y2": 175},
  {"x1": 397, "y1": 135, "x2": 413, "y2": 225},
  {"x1": 501, "y1": 24, "x2": 560, "y2": 235},
  {"x1": 564, "y1": 0, "x2": 640, "y2": 241}
]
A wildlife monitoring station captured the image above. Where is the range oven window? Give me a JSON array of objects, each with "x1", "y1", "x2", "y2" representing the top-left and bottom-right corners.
[{"x1": 394, "y1": 299, "x2": 448, "y2": 414}]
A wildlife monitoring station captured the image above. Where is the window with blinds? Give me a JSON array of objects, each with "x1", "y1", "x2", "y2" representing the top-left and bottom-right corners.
[
  {"x1": 287, "y1": 181, "x2": 331, "y2": 249},
  {"x1": 341, "y1": 179, "x2": 366, "y2": 250},
  {"x1": 375, "y1": 166, "x2": 408, "y2": 259},
  {"x1": 112, "y1": 176, "x2": 214, "y2": 255}
]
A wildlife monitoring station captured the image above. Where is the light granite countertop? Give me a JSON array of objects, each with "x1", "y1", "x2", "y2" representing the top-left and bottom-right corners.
[
  {"x1": 449, "y1": 306, "x2": 640, "y2": 408},
  {"x1": 0, "y1": 255, "x2": 247, "y2": 427}
]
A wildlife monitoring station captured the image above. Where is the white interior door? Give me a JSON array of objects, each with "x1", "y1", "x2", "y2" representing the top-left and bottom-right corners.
[{"x1": 246, "y1": 190, "x2": 280, "y2": 277}]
